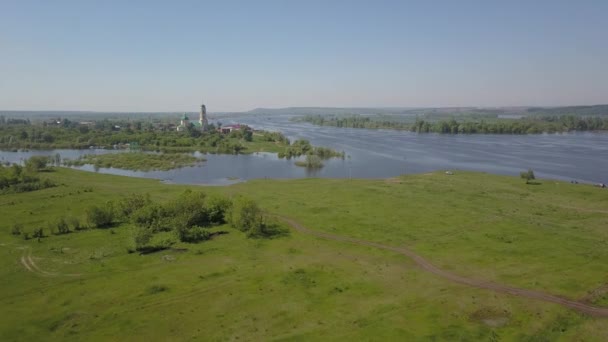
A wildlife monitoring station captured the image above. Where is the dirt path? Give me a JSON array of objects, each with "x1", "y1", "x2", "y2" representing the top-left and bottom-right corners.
[
  {"x1": 18, "y1": 247, "x2": 81, "y2": 277},
  {"x1": 277, "y1": 216, "x2": 608, "y2": 317}
]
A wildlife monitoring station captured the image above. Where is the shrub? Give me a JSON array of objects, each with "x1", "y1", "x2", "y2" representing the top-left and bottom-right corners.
[
  {"x1": 32, "y1": 227, "x2": 44, "y2": 241},
  {"x1": 146, "y1": 284, "x2": 169, "y2": 294},
  {"x1": 206, "y1": 195, "x2": 232, "y2": 224},
  {"x1": 118, "y1": 193, "x2": 151, "y2": 219},
  {"x1": 68, "y1": 217, "x2": 84, "y2": 231},
  {"x1": 131, "y1": 203, "x2": 169, "y2": 231},
  {"x1": 133, "y1": 226, "x2": 153, "y2": 250},
  {"x1": 520, "y1": 169, "x2": 536, "y2": 184},
  {"x1": 295, "y1": 154, "x2": 323, "y2": 168},
  {"x1": 11, "y1": 223, "x2": 23, "y2": 236},
  {"x1": 25, "y1": 156, "x2": 49, "y2": 172},
  {"x1": 86, "y1": 203, "x2": 116, "y2": 228},
  {"x1": 228, "y1": 196, "x2": 263, "y2": 232},
  {"x1": 133, "y1": 229, "x2": 176, "y2": 253},
  {"x1": 54, "y1": 217, "x2": 70, "y2": 235},
  {"x1": 176, "y1": 225, "x2": 211, "y2": 243}
]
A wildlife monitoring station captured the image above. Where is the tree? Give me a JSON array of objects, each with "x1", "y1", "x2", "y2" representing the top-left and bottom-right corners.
[
  {"x1": 25, "y1": 156, "x2": 49, "y2": 172},
  {"x1": 242, "y1": 129, "x2": 253, "y2": 142},
  {"x1": 520, "y1": 169, "x2": 536, "y2": 184}
]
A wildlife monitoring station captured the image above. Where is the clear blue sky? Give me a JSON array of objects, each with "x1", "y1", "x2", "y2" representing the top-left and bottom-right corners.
[{"x1": 1, "y1": 0, "x2": 607, "y2": 112}]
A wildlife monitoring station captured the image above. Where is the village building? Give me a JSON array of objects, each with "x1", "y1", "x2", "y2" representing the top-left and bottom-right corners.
[{"x1": 218, "y1": 124, "x2": 244, "y2": 134}]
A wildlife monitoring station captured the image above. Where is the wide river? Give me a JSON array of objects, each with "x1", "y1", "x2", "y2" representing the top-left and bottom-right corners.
[{"x1": 1, "y1": 114, "x2": 607, "y2": 185}]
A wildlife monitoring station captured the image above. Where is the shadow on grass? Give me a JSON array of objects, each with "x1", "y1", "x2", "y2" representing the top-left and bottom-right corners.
[
  {"x1": 209, "y1": 231, "x2": 229, "y2": 239},
  {"x1": 526, "y1": 181, "x2": 542, "y2": 185},
  {"x1": 248, "y1": 223, "x2": 291, "y2": 239}
]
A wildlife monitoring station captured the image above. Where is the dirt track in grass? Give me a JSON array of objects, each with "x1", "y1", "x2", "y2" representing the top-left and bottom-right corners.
[{"x1": 278, "y1": 216, "x2": 608, "y2": 317}]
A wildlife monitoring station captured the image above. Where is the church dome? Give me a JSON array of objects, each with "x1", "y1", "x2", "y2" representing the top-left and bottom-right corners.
[{"x1": 182, "y1": 113, "x2": 189, "y2": 120}]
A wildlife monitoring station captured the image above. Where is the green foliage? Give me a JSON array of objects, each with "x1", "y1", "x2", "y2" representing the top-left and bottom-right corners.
[
  {"x1": 295, "y1": 154, "x2": 324, "y2": 168},
  {"x1": 129, "y1": 190, "x2": 231, "y2": 248},
  {"x1": 0, "y1": 162, "x2": 55, "y2": 194},
  {"x1": 227, "y1": 196, "x2": 286, "y2": 238},
  {"x1": 64, "y1": 153, "x2": 203, "y2": 171},
  {"x1": 117, "y1": 193, "x2": 152, "y2": 219},
  {"x1": 205, "y1": 194, "x2": 232, "y2": 224},
  {"x1": 300, "y1": 113, "x2": 608, "y2": 134},
  {"x1": 11, "y1": 223, "x2": 23, "y2": 236},
  {"x1": 132, "y1": 229, "x2": 177, "y2": 254},
  {"x1": 228, "y1": 196, "x2": 262, "y2": 232},
  {"x1": 132, "y1": 225, "x2": 153, "y2": 250},
  {"x1": 175, "y1": 225, "x2": 211, "y2": 243},
  {"x1": 25, "y1": 156, "x2": 50, "y2": 172},
  {"x1": 68, "y1": 217, "x2": 84, "y2": 231},
  {"x1": 261, "y1": 131, "x2": 290, "y2": 144},
  {"x1": 0, "y1": 119, "x2": 314, "y2": 155},
  {"x1": 280, "y1": 139, "x2": 344, "y2": 160},
  {"x1": 52, "y1": 217, "x2": 70, "y2": 235},
  {"x1": 131, "y1": 203, "x2": 169, "y2": 231},
  {"x1": 32, "y1": 227, "x2": 44, "y2": 240},
  {"x1": 85, "y1": 203, "x2": 116, "y2": 228},
  {"x1": 520, "y1": 169, "x2": 536, "y2": 184}
]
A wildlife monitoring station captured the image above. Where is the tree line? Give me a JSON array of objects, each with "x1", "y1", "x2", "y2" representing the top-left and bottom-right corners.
[
  {"x1": 0, "y1": 119, "x2": 345, "y2": 159},
  {"x1": 300, "y1": 115, "x2": 608, "y2": 134},
  {"x1": 0, "y1": 156, "x2": 55, "y2": 194}
]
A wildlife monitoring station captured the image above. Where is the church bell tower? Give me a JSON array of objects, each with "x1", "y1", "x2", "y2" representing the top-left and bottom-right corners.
[{"x1": 199, "y1": 102, "x2": 208, "y2": 131}]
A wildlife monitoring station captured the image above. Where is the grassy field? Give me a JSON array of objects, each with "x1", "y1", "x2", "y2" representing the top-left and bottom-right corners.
[{"x1": 1, "y1": 168, "x2": 607, "y2": 340}]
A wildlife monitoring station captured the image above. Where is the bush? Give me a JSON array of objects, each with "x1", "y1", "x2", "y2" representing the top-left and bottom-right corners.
[
  {"x1": 53, "y1": 217, "x2": 70, "y2": 235},
  {"x1": 520, "y1": 169, "x2": 536, "y2": 184},
  {"x1": 25, "y1": 156, "x2": 50, "y2": 172},
  {"x1": 86, "y1": 203, "x2": 116, "y2": 228},
  {"x1": 131, "y1": 203, "x2": 170, "y2": 231},
  {"x1": 176, "y1": 225, "x2": 211, "y2": 243},
  {"x1": 133, "y1": 229, "x2": 176, "y2": 253},
  {"x1": 133, "y1": 226, "x2": 153, "y2": 250},
  {"x1": 32, "y1": 227, "x2": 44, "y2": 241},
  {"x1": 228, "y1": 196, "x2": 263, "y2": 232},
  {"x1": 247, "y1": 217, "x2": 289, "y2": 238},
  {"x1": 295, "y1": 154, "x2": 324, "y2": 168},
  {"x1": 206, "y1": 195, "x2": 232, "y2": 224},
  {"x1": 118, "y1": 193, "x2": 151, "y2": 219},
  {"x1": 11, "y1": 223, "x2": 23, "y2": 236},
  {"x1": 68, "y1": 217, "x2": 84, "y2": 231}
]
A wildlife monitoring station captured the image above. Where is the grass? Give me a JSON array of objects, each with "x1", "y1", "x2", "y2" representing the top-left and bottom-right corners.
[
  {"x1": 0, "y1": 168, "x2": 607, "y2": 340},
  {"x1": 64, "y1": 152, "x2": 204, "y2": 171}
]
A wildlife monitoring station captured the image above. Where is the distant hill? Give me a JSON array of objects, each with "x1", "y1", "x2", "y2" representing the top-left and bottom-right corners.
[
  {"x1": 246, "y1": 105, "x2": 608, "y2": 117},
  {"x1": 246, "y1": 107, "x2": 418, "y2": 116},
  {"x1": 526, "y1": 105, "x2": 608, "y2": 117}
]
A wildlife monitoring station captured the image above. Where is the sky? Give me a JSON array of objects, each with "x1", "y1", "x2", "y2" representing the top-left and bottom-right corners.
[{"x1": 1, "y1": 0, "x2": 607, "y2": 112}]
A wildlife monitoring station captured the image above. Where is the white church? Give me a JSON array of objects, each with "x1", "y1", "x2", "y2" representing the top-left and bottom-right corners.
[{"x1": 177, "y1": 103, "x2": 209, "y2": 132}]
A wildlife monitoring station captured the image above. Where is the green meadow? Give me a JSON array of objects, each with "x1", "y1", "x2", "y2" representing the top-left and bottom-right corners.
[{"x1": 1, "y1": 168, "x2": 607, "y2": 340}]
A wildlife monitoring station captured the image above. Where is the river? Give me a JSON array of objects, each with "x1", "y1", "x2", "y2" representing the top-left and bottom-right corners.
[{"x1": 1, "y1": 114, "x2": 606, "y2": 185}]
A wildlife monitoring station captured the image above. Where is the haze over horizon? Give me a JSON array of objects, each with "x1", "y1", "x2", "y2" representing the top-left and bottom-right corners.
[{"x1": 2, "y1": 0, "x2": 607, "y2": 112}]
